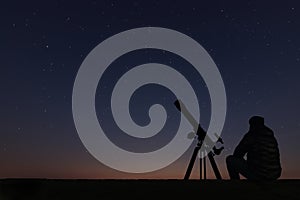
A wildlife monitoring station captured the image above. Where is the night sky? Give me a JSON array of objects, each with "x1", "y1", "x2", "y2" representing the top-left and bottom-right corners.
[{"x1": 1, "y1": 0, "x2": 300, "y2": 179}]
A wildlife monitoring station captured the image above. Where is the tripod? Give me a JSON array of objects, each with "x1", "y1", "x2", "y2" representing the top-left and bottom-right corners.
[
  {"x1": 174, "y1": 99, "x2": 224, "y2": 180},
  {"x1": 184, "y1": 139, "x2": 222, "y2": 180}
]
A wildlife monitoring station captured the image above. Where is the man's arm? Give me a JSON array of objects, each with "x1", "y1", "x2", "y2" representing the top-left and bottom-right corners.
[{"x1": 233, "y1": 133, "x2": 253, "y2": 158}]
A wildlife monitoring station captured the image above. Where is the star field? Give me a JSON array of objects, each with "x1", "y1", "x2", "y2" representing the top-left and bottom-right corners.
[{"x1": 1, "y1": 0, "x2": 300, "y2": 179}]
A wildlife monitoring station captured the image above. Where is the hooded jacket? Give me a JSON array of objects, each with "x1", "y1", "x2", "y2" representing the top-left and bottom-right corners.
[{"x1": 233, "y1": 117, "x2": 282, "y2": 180}]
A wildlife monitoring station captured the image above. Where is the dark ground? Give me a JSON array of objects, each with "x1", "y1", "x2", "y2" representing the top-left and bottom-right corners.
[{"x1": 0, "y1": 179, "x2": 299, "y2": 200}]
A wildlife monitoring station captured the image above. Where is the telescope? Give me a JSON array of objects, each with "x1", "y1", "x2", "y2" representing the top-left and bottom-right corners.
[{"x1": 174, "y1": 99, "x2": 224, "y2": 180}]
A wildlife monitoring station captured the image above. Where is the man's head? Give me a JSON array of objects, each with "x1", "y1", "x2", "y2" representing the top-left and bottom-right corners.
[{"x1": 249, "y1": 116, "x2": 265, "y2": 129}]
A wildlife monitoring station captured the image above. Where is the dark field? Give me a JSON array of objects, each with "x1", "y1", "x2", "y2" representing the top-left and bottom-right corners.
[{"x1": 0, "y1": 179, "x2": 299, "y2": 200}]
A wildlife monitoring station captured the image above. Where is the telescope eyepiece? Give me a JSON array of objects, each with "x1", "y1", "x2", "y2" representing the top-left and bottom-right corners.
[{"x1": 174, "y1": 100, "x2": 181, "y2": 111}]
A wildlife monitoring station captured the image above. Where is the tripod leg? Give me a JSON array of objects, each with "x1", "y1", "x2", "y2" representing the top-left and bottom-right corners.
[
  {"x1": 208, "y1": 152, "x2": 222, "y2": 180},
  {"x1": 204, "y1": 155, "x2": 206, "y2": 180},
  {"x1": 184, "y1": 146, "x2": 200, "y2": 180},
  {"x1": 199, "y1": 157, "x2": 202, "y2": 180}
]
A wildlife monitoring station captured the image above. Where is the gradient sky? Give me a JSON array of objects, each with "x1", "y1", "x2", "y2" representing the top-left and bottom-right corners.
[{"x1": 1, "y1": 0, "x2": 300, "y2": 179}]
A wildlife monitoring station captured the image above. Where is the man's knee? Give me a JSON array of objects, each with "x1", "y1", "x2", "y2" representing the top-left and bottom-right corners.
[{"x1": 226, "y1": 155, "x2": 235, "y2": 166}]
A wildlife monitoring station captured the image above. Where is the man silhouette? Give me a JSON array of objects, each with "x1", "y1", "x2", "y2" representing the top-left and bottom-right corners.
[{"x1": 226, "y1": 116, "x2": 281, "y2": 180}]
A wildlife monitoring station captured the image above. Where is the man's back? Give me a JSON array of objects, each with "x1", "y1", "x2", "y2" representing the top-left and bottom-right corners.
[{"x1": 245, "y1": 126, "x2": 282, "y2": 180}]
